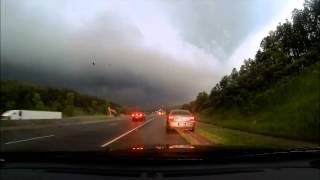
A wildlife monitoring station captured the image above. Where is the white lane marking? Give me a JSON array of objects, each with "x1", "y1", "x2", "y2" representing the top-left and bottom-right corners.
[
  {"x1": 4, "y1": 135, "x2": 55, "y2": 145},
  {"x1": 101, "y1": 119, "x2": 154, "y2": 147}
]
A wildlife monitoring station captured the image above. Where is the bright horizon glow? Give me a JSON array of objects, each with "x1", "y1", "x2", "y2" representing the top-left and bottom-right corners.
[{"x1": 227, "y1": 0, "x2": 304, "y2": 71}]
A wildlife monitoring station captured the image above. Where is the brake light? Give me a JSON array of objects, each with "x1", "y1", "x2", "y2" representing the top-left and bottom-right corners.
[
  {"x1": 190, "y1": 116, "x2": 195, "y2": 120},
  {"x1": 132, "y1": 147, "x2": 144, "y2": 150},
  {"x1": 131, "y1": 114, "x2": 134, "y2": 117},
  {"x1": 168, "y1": 116, "x2": 174, "y2": 120}
]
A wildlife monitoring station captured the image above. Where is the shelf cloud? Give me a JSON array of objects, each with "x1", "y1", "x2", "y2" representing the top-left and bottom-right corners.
[{"x1": 1, "y1": 0, "x2": 303, "y2": 108}]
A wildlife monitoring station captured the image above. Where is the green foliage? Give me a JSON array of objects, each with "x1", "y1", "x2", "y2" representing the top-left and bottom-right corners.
[
  {"x1": 180, "y1": 92, "x2": 210, "y2": 112},
  {"x1": 63, "y1": 92, "x2": 75, "y2": 116},
  {"x1": 49, "y1": 100, "x2": 61, "y2": 111},
  {"x1": 32, "y1": 93, "x2": 45, "y2": 110},
  {"x1": 5, "y1": 101, "x2": 16, "y2": 110},
  {"x1": 63, "y1": 105, "x2": 74, "y2": 116},
  {"x1": 204, "y1": 0, "x2": 320, "y2": 112},
  {"x1": 65, "y1": 92, "x2": 75, "y2": 106},
  {"x1": 0, "y1": 81, "x2": 122, "y2": 117},
  {"x1": 200, "y1": 62, "x2": 320, "y2": 141},
  {"x1": 191, "y1": 0, "x2": 320, "y2": 141},
  {"x1": 194, "y1": 92, "x2": 209, "y2": 111}
]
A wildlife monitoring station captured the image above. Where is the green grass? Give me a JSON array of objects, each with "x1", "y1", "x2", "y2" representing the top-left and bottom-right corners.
[
  {"x1": 196, "y1": 122, "x2": 319, "y2": 149},
  {"x1": 200, "y1": 61, "x2": 320, "y2": 142},
  {"x1": 176, "y1": 129, "x2": 200, "y2": 145}
]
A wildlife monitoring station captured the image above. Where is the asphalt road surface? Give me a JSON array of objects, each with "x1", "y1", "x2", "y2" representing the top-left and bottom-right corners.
[{"x1": 0, "y1": 115, "x2": 188, "y2": 152}]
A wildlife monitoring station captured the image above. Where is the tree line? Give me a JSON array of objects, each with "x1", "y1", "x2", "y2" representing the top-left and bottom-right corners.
[
  {"x1": 184, "y1": 0, "x2": 320, "y2": 113},
  {"x1": 0, "y1": 80, "x2": 125, "y2": 116}
]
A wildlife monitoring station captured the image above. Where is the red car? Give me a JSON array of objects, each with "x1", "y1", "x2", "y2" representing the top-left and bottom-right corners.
[{"x1": 131, "y1": 112, "x2": 145, "y2": 121}]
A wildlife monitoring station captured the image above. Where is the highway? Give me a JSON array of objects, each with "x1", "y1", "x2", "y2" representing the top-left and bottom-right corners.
[
  {"x1": 1, "y1": 114, "x2": 316, "y2": 152},
  {"x1": 0, "y1": 115, "x2": 188, "y2": 152}
]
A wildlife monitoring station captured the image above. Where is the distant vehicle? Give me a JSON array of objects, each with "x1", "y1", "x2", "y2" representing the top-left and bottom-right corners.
[
  {"x1": 158, "y1": 111, "x2": 166, "y2": 116},
  {"x1": 1, "y1": 110, "x2": 62, "y2": 120},
  {"x1": 166, "y1": 109, "x2": 196, "y2": 132},
  {"x1": 154, "y1": 108, "x2": 166, "y2": 116},
  {"x1": 131, "y1": 112, "x2": 145, "y2": 121}
]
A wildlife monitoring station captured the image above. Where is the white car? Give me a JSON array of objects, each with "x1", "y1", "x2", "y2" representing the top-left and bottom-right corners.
[{"x1": 166, "y1": 109, "x2": 196, "y2": 132}]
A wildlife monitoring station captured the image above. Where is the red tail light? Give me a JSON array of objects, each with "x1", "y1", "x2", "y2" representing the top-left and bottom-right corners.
[
  {"x1": 131, "y1": 114, "x2": 134, "y2": 117},
  {"x1": 190, "y1": 116, "x2": 195, "y2": 120},
  {"x1": 168, "y1": 116, "x2": 174, "y2": 120},
  {"x1": 132, "y1": 147, "x2": 144, "y2": 150}
]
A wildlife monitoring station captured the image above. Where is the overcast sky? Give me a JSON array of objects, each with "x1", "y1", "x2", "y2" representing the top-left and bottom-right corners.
[{"x1": 1, "y1": 0, "x2": 304, "y2": 109}]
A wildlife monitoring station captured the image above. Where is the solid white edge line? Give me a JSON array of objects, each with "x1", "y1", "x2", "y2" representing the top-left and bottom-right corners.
[
  {"x1": 101, "y1": 118, "x2": 154, "y2": 147},
  {"x1": 4, "y1": 135, "x2": 55, "y2": 145}
]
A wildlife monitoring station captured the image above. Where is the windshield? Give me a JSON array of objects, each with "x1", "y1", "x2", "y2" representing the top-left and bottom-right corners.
[{"x1": 1, "y1": 0, "x2": 319, "y2": 156}]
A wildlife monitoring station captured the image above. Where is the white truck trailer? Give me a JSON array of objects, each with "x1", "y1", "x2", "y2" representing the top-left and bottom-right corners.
[{"x1": 1, "y1": 110, "x2": 62, "y2": 120}]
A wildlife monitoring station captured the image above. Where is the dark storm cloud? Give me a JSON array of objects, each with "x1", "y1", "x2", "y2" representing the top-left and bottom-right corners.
[
  {"x1": 1, "y1": 0, "x2": 302, "y2": 108},
  {"x1": 1, "y1": 0, "x2": 216, "y2": 107},
  {"x1": 160, "y1": 0, "x2": 288, "y2": 60}
]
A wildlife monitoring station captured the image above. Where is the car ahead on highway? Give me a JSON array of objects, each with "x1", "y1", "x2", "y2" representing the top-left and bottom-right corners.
[
  {"x1": 131, "y1": 112, "x2": 145, "y2": 121},
  {"x1": 166, "y1": 109, "x2": 196, "y2": 132}
]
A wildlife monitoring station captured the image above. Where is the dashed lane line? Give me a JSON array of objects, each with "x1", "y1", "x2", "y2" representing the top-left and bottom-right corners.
[{"x1": 101, "y1": 118, "x2": 154, "y2": 147}]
